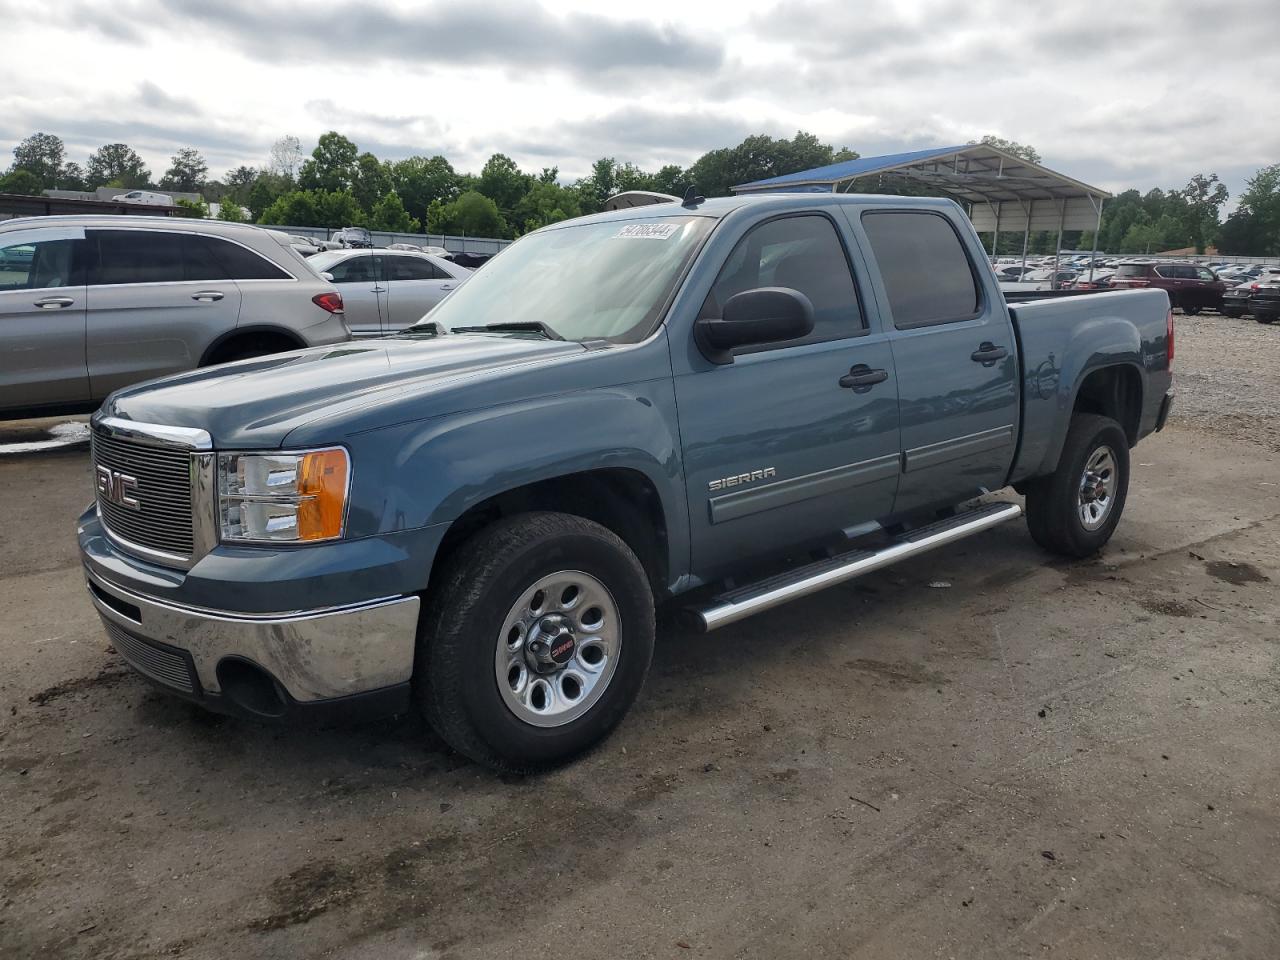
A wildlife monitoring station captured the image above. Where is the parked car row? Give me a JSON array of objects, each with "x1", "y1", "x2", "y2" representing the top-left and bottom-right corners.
[{"x1": 307, "y1": 248, "x2": 473, "y2": 336}]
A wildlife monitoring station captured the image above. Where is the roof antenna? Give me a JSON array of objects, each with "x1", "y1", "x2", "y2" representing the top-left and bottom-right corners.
[{"x1": 681, "y1": 185, "x2": 705, "y2": 208}]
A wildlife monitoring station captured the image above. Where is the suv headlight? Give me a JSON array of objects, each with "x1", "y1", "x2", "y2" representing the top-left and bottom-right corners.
[{"x1": 217, "y1": 448, "x2": 350, "y2": 543}]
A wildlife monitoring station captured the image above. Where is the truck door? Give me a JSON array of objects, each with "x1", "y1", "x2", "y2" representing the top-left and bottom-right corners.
[
  {"x1": 855, "y1": 209, "x2": 1019, "y2": 515},
  {"x1": 674, "y1": 212, "x2": 901, "y2": 578}
]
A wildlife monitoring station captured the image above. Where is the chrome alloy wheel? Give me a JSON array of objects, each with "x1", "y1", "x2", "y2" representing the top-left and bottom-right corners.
[
  {"x1": 495, "y1": 570, "x2": 621, "y2": 728},
  {"x1": 1078, "y1": 445, "x2": 1118, "y2": 531}
]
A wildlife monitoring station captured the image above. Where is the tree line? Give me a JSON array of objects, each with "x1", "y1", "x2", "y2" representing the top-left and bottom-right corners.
[{"x1": 3, "y1": 130, "x2": 1278, "y2": 255}]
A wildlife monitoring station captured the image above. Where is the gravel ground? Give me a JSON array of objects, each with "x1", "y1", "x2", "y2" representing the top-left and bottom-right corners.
[{"x1": 1171, "y1": 308, "x2": 1280, "y2": 451}]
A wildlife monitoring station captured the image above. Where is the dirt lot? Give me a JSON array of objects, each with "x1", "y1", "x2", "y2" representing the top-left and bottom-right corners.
[{"x1": 2, "y1": 312, "x2": 1279, "y2": 959}]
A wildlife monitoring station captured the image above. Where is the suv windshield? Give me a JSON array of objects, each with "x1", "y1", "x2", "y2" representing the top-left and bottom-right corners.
[{"x1": 419, "y1": 215, "x2": 714, "y2": 342}]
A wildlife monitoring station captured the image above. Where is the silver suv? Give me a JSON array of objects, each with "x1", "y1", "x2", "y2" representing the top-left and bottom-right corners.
[{"x1": 0, "y1": 216, "x2": 352, "y2": 419}]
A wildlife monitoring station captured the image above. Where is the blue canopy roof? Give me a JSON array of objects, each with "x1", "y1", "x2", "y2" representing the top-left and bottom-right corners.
[
  {"x1": 734, "y1": 145, "x2": 971, "y2": 191},
  {"x1": 731, "y1": 142, "x2": 1110, "y2": 232}
]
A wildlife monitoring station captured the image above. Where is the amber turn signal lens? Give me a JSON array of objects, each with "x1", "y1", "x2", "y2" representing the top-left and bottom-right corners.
[{"x1": 296, "y1": 449, "x2": 349, "y2": 541}]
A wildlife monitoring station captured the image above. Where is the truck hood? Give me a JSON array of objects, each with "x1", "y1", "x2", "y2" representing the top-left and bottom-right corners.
[{"x1": 101, "y1": 334, "x2": 587, "y2": 449}]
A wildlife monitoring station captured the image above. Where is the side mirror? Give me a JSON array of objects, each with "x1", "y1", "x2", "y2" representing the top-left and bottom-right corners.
[
  {"x1": 320, "y1": 271, "x2": 335, "y2": 282},
  {"x1": 696, "y1": 287, "x2": 815, "y2": 364}
]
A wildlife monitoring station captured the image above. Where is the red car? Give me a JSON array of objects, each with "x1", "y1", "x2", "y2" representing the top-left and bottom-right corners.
[{"x1": 1109, "y1": 262, "x2": 1226, "y2": 315}]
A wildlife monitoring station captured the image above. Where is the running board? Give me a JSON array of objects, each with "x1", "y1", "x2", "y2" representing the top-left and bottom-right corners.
[{"x1": 689, "y1": 501, "x2": 1023, "y2": 632}]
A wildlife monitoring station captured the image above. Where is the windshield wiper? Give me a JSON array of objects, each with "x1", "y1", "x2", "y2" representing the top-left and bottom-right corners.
[{"x1": 451, "y1": 321, "x2": 565, "y2": 341}]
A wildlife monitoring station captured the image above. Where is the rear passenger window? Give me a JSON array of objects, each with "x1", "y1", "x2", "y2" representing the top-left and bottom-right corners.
[
  {"x1": 91, "y1": 230, "x2": 183, "y2": 284},
  {"x1": 387, "y1": 256, "x2": 442, "y2": 281},
  {"x1": 702, "y1": 214, "x2": 863, "y2": 349},
  {"x1": 861, "y1": 212, "x2": 980, "y2": 328},
  {"x1": 200, "y1": 236, "x2": 289, "y2": 280}
]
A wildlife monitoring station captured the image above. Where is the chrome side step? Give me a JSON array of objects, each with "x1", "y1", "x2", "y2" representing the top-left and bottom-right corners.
[{"x1": 689, "y1": 501, "x2": 1023, "y2": 631}]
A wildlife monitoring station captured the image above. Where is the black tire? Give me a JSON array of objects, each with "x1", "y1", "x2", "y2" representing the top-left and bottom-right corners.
[
  {"x1": 1181, "y1": 305, "x2": 1201, "y2": 316},
  {"x1": 1024, "y1": 414, "x2": 1130, "y2": 558},
  {"x1": 1223, "y1": 307, "x2": 1244, "y2": 318},
  {"x1": 417, "y1": 511, "x2": 655, "y2": 773},
  {"x1": 1257, "y1": 314, "x2": 1277, "y2": 325}
]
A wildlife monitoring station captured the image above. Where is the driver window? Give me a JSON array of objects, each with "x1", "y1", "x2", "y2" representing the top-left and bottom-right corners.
[{"x1": 701, "y1": 214, "x2": 864, "y2": 350}]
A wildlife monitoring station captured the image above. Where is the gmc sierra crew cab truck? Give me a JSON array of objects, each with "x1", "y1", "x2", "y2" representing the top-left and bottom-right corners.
[{"x1": 78, "y1": 193, "x2": 1174, "y2": 772}]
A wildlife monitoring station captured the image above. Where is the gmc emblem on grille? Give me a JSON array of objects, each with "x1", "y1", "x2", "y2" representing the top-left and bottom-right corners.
[{"x1": 95, "y1": 466, "x2": 141, "y2": 511}]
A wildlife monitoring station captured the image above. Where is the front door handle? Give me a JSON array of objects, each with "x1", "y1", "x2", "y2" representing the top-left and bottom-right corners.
[
  {"x1": 971, "y1": 342, "x2": 1008, "y2": 365},
  {"x1": 191, "y1": 291, "x2": 225, "y2": 302},
  {"x1": 839, "y1": 364, "x2": 889, "y2": 391},
  {"x1": 34, "y1": 296, "x2": 74, "y2": 309},
  {"x1": 439, "y1": 284, "x2": 454, "y2": 291},
  {"x1": 372, "y1": 286, "x2": 387, "y2": 293}
]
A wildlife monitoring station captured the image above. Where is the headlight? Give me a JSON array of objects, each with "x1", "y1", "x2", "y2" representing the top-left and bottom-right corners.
[{"x1": 217, "y1": 448, "x2": 350, "y2": 543}]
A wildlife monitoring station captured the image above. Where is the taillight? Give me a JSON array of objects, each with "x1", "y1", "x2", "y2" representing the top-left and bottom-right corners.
[
  {"x1": 1250, "y1": 283, "x2": 1260, "y2": 291},
  {"x1": 1166, "y1": 307, "x2": 1175, "y2": 369},
  {"x1": 312, "y1": 291, "x2": 344, "y2": 314}
]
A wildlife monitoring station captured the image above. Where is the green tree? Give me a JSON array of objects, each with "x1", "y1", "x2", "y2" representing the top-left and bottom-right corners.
[
  {"x1": 298, "y1": 132, "x2": 359, "y2": 192},
  {"x1": 247, "y1": 172, "x2": 290, "y2": 221},
  {"x1": 685, "y1": 131, "x2": 853, "y2": 198},
  {"x1": 388, "y1": 155, "x2": 459, "y2": 227},
  {"x1": 217, "y1": 197, "x2": 247, "y2": 223},
  {"x1": 87, "y1": 143, "x2": 151, "y2": 188},
  {"x1": 159, "y1": 147, "x2": 209, "y2": 193},
  {"x1": 351, "y1": 152, "x2": 391, "y2": 213},
  {"x1": 515, "y1": 180, "x2": 583, "y2": 231},
  {"x1": 314, "y1": 189, "x2": 365, "y2": 229},
  {"x1": 1216, "y1": 210, "x2": 1265, "y2": 256},
  {"x1": 477, "y1": 153, "x2": 531, "y2": 221},
  {"x1": 1179, "y1": 173, "x2": 1227, "y2": 254},
  {"x1": 174, "y1": 197, "x2": 209, "y2": 218},
  {"x1": 973, "y1": 135, "x2": 1042, "y2": 164},
  {"x1": 224, "y1": 165, "x2": 258, "y2": 205},
  {"x1": 259, "y1": 190, "x2": 320, "y2": 226},
  {"x1": 58, "y1": 161, "x2": 88, "y2": 191},
  {"x1": 0, "y1": 169, "x2": 44, "y2": 195},
  {"x1": 366, "y1": 190, "x2": 419, "y2": 232},
  {"x1": 427, "y1": 190, "x2": 508, "y2": 238},
  {"x1": 1232, "y1": 163, "x2": 1280, "y2": 255},
  {"x1": 10, "y1": 132, "x2": 65, "y2": 187}
]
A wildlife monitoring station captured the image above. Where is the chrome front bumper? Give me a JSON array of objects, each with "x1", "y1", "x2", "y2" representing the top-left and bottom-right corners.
[{"x1": 84, "y1": 567, "x2": 420, "y2": 705}]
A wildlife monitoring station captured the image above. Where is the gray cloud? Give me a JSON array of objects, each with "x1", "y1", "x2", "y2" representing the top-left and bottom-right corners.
[{"x1": 61, "y1": 0, "x2": 722, "y2": 87}]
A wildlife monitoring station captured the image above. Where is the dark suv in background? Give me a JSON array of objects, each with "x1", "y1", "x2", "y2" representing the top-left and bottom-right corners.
[{"x1": 1110, "y1": 262, "x2": 1226, "y2": 314}]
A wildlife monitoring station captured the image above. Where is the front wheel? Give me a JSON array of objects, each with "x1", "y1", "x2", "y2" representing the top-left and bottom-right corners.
[
  {"x1": 417, "y1": 512, "x2": 655, "y2": 773},
  {"x1": 1024, "y1": 414, "x2": 1130, "y2": 558},
  {"x1": 1181, "y1": 305, "x2": 1201, "y2": 316}
]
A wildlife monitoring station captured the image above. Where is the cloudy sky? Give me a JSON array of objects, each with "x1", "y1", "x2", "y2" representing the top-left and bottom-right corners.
[{"x1": 3, "y1": 0, "x2": 1277, "y2": 200}]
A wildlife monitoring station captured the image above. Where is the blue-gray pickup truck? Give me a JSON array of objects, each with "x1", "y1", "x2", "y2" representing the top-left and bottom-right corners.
[{"x1": 78, "y1": 194, "x2": 1174, "y2": 771}]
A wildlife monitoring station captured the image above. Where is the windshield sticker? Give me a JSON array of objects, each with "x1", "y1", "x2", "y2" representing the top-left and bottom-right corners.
[{"x1": 614, "y1": 223, "x2": 680, "y2": 240}]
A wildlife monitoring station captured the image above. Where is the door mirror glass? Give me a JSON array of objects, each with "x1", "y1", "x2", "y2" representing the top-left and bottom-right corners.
[{"x1": 695, "y1": 287, "x2": 814, "y2": 364}]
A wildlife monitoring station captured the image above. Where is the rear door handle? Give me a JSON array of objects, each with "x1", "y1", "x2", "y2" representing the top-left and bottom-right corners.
[
  {"x1": 34, "y1": 296, "x2": 75, "y2": 309},
  {"x1": 372, "y1": 286, "x2": 387, "y2": 293},
  {"x1": 191, "y1": 291, "x2": 224, "y2": 302},
  {"x1": 439, "y1": 284, "x2": 454, "y2": 291},
  {"x1": 839, "y1": 364, "x2": 889, "y2": 391},
  {"x1": 971, "y1": 342, "x2": 1008, "y2": 365}
]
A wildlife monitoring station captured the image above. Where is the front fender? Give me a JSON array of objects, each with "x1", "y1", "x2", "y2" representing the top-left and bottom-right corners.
[{"x1": 342, "y1": 381, "x2": 689, "y2": 582}]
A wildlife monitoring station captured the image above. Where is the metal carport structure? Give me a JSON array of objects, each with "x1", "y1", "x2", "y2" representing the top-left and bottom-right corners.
[{"x1": 732, "y1": 143, "x2": 1110, "y2": 279}]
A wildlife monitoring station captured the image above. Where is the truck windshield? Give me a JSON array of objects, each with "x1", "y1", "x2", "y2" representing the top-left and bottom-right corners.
[{"x1": 418, "y1": 215, "x2": 714, "y2": 343}]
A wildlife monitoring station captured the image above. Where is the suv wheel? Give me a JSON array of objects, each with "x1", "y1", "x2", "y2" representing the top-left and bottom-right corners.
[
  {"x1": 1025, "y1": 414, "x2": 1130, "y2": 558},
  {"x1": 417, "y1": 512, "x2": 655, "y2": 772},
  {"x1": 1181, "y1": 305, "x2": 1201, "y2": 316}
]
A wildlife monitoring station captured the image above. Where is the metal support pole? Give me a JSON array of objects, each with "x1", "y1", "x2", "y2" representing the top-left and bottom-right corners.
[
  {"x1": 1089, "y1": 197, "x2": 1104, "y2": 281},
  {"x1": 1052, "y1": 200, "x2": 1065, "y2": 287},
  {"x1": 1019, "y1": 200, "x2": 1032, "y2": 276},
  {"x1": 992, "y1": 201, "x2": 1002, "y2": 258}
]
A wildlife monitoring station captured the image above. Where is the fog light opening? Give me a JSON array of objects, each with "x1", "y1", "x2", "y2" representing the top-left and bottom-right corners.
[{"x1": 217, "y1": 658, "x2": 288, "y2": 718}]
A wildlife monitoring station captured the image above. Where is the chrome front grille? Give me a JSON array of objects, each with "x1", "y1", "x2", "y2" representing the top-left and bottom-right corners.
[
  {"x1": 102, "y1": 619, "x2": 197, "y2": 693},
  {"x1": 93, "y1": 428, "x2": 195, "y2": 559}
]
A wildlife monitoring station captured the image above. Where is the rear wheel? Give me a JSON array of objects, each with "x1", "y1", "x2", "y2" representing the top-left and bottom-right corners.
[
  {"x1": 1181, "y1": 305, "x2": 1201, "y2": 316},
  {"x1": 417, "y1": 512, "x2": 655, "y2": 773},
  {"x1": 1025, "y1": 414, "x2": 1129, "y2": 558},
  {"x1": 1257, "y1": 314, "x2": 1277, "y2": 325}
]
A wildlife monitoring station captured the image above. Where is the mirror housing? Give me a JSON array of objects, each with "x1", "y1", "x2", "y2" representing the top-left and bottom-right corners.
[
  {"x1": 320, "y1": 271, "x2": 335, "y2": 282},
  {"x1": 696, "y1": 287, "x2": 815, "y2": 364}
]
